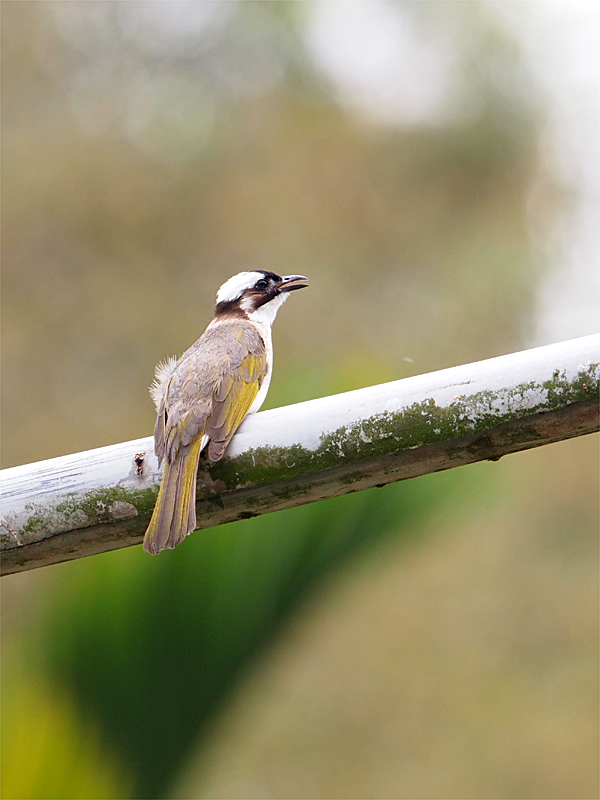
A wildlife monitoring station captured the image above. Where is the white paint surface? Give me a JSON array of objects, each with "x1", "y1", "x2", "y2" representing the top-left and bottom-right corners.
[{"x1": 229, "y1": 334, "x2": 599, "y2": 454}]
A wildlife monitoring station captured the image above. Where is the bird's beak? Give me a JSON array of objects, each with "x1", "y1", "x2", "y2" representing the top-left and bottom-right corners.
[{"x1": 277, "y1": 275, "x2": 309, "y2": 292}]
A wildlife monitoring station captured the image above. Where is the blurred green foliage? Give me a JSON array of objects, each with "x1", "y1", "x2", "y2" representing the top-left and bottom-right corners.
[
  {"x1": 1, "y1": 654, "x2": 132, "y2": 799},
  {"x1": 37, "y1": 471, "x2": 459, "y2": 798},
  {"x1": 2, "y1": 2, "x2": 595, "y2": 799}
]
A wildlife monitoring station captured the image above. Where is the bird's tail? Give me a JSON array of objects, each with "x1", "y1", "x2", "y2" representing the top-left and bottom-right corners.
[{"x1": 143, "y1": 436, "x2": 204, "y2": 554}]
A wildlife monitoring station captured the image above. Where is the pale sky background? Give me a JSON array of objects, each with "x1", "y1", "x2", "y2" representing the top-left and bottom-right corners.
[{"x1": 303, "y1": 0, "x2": 599, "y2": 345}]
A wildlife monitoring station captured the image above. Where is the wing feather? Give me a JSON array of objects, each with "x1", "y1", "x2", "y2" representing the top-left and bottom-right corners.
[
  {"x1": 158, "y1": 320, "x2": 267, "y2": 464},
  {"x1": 205, "y1": 367, "x2": 260, "y2": 442}
]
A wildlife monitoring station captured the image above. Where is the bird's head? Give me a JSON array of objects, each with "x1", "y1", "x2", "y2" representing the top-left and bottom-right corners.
[{"x1": 215, "y1": 270, "x2": 309, "y2": 325}]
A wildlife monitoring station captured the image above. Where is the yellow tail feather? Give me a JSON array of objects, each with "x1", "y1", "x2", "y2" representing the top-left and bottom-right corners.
[{"x1": 143, "y1": 436, "x2": 204, "y2": 554}]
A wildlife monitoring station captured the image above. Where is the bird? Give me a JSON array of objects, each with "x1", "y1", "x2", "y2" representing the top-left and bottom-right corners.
[{"x1": 143, "y1": 270, "x2": 309, "y2": 554}]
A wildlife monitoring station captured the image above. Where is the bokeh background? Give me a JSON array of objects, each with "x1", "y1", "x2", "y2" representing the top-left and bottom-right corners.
[{"x1": 2, "y1": 2, "x2": 598, "y2": 798}]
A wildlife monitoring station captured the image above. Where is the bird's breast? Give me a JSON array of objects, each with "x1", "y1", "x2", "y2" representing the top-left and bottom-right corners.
[{"x1": 246, "y1": 319, "x2": 273, "y2": 415}]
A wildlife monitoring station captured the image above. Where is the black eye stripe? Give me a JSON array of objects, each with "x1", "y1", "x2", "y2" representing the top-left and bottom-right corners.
[{"x1": 256, "y1": 270, "x2": 282, "y2": 283}]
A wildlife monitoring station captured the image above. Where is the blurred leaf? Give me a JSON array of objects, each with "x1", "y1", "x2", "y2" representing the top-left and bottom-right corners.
[
  {"x1": 37, "y1": 469, "x2": 465, "y2": 798},
  {"x1": 1, "y1": 657, "x2": 132, "y2": 800}
]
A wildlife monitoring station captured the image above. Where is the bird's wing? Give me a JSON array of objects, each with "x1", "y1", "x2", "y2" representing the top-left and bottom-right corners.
[
  {"x1": 203, "y1": 323, "x2": 268, "y2": 460},
  {"x1": 156, "y1": 320, "x2": 267, "y2": 464},
  {"x1": 203, "y1": 347, "x2": 267, "y2": 460}
]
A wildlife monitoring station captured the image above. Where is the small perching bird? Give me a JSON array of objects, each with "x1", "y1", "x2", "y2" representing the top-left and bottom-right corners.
[{"x1": 143, "y1": 271, "x2": 309, "y2": 554}]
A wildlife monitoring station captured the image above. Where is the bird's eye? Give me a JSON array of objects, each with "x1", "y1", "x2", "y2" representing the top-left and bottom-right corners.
[{"x1": 255, "y1": 279, "x2": 268, "y2": 290}]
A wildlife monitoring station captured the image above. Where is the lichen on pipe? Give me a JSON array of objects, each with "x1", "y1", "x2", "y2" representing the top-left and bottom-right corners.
[{"x1": 1, "y1": 334, "x2": 598, "y2": 575}]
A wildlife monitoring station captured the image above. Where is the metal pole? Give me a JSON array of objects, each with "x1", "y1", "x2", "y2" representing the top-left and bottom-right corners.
[{"x1": 2, "y1": 334, "x2": 598, "y2": 575}]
